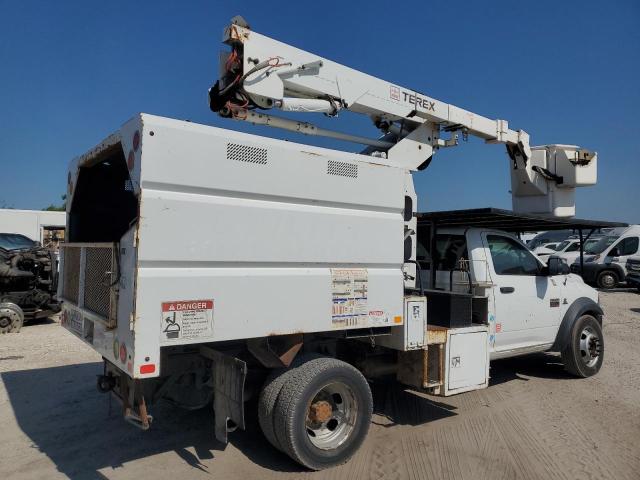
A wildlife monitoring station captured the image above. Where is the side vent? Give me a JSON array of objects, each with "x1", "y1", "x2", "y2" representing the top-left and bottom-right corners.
[
  {"x1": 227, "y1": 143, "x2": 268, "y2": 165},
  {"x1": 327, "y1": 160, "x2": 358, "y2": 178}
]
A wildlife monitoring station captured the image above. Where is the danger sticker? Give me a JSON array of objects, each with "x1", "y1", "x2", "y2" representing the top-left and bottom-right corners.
[{"x1": 161, "y1": 299, "x2": 214, "y2": 341}]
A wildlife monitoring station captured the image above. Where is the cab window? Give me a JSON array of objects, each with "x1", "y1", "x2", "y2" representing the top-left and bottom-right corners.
[
  {"x1": 416, "y1": 234, "x2": 468, "y2": 271},
  {"x1": 487, "y1": 235, "x2": 540, "y2": 275},
  {"x1": 613, "y1": 237, "x2": 639, "y2": 256},
  {"x1": 565, "y1": 242, "x2": 580, "y2": 252}
]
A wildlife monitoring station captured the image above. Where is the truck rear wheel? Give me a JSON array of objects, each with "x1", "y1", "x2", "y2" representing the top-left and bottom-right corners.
[
  {"x1": 596, "y1": 270, "x2": 618, "y2": 289},
  {"x1": 259, "y1": 368, "x2": 297, "y2": 452},
  {"x1": 272, "y1": 357, "x2": 372, "y2": 470},
  {"x1": 561, "y1": 314, "x2": 604, "y2": 377},
  {"x1": 258, "y1": 354, "x2": 323, "y2": 452}
]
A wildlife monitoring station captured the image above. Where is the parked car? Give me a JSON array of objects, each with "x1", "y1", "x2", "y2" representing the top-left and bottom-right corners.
[
  {"x1": 549, "y1": 236, "x2": 603, "y2": 265},
  {"x1": 571, "y1": 226, "x2": 640, "y2": 288},
  {"x1": 527, "y1": 229, "x2": 575, "y2": 251},
  {"x1": 520, "y1": 232, "x2": 540, "y2": 245},
  {"x1": 625, "y1": 257, "x2": 640, "y2": 292},
  {"x1": 532, "y1": 242, "x2": 561, "y2": 262}
]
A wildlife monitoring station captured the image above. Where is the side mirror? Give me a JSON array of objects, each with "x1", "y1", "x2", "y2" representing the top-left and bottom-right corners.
[{"x1": 547, "y1": 257, "x2": 570, "y2": 276}]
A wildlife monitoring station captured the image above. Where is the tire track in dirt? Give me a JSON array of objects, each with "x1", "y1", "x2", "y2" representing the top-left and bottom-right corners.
[
  {"x1": 528, "y1": 387, "x2": 640, "y2": 480},
  {"x1": 491, "y1": 406, "x2": 567, "y2": 480},
  {"x1": 367, "y1": 437, "x2": 409, "y2": 480}
]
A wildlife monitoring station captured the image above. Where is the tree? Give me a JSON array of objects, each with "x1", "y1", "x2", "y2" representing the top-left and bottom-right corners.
[{"x1": 43, "y1": 194, "x2": 67, "y2": 212}]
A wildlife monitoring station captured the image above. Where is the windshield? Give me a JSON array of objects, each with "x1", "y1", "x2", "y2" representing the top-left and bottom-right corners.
[
  {"x1": 527, "y1": 230, "x2": 574, "y2": 249},
  {"x1": 585, "y1": 235, "x2": 618, "y2": 254},
  {"x1": 0, "y1": 233, "x2": 37, "y2": 251},
  {"x1": 556, "y1": 240, "x2": 572, "y2": 251}
]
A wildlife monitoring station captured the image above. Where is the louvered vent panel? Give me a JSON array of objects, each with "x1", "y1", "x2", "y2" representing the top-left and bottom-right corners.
[
  {"x1": 227, "y1": 143, "x2": 267, "y2": 165},
  {"x1": 327, "y1": 160, "x2": 358, "y2": 178}
]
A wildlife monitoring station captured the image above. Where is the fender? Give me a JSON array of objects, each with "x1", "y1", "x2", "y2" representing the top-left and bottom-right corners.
[{"x1": 551, "y1": 297, "x2": 603, "y2": 352}]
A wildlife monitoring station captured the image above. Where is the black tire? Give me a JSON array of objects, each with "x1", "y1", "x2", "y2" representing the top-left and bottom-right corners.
[
  {"x1": 561, "y1": 314, "x2": 604, "y2": 377},
  {"x1": 258, "y1": 353, "x2": 322, "y2": 452},
  {"x1": 273, "y1": 357, "x2": 372, "y2": 470},
  {"x1": 259, "y1": 368, "x2": 297, "y2": 451},
  {"x1": 596, "y1": 270, "x2": 618, "y2": 289}
]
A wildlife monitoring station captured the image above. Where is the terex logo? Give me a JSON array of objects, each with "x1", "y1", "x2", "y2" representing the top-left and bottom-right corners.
[
  {"x1": 403, "y1": 91, "x2": 436, "y2": 111},
  {"x1": 389, "y1": 85, "x2": 436, "y2": 111},
  {"x1": 390, "y1": 85, "x2": 436, "y2": 111}
]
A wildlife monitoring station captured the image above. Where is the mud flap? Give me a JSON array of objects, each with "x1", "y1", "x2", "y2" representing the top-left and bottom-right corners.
[{"x1": 206, "y1": 349, "x2": 247, "y2": 443}]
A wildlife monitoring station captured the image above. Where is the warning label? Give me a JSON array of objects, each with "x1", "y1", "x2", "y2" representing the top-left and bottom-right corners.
[
  {"x1": 331, "y1": 268, "x2": 368, "y2": 328},
  {"x1": 161, "y1": 299, "x2": 214, "y2": 341}
]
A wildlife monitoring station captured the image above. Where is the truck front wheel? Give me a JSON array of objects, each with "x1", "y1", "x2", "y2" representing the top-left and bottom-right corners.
[
  {"x1": 561, "y1": 314, "x2": 604, "y2": 377},
  {"x1": 596, "y1": 270, "x2": 618, "y2": 289},
  {"x1": 272, "y1": 357, "x2": 372, "y2": 470}
]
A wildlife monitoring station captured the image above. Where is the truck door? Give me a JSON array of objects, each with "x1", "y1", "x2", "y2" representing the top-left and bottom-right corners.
[{"x1": 482, "y1": 233, "x2": 562, "y2": 352}]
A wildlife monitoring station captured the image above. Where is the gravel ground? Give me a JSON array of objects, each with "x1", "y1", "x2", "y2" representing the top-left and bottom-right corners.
[{"x1": 1, "y1": 289, "x2": 639, "y2": 480}]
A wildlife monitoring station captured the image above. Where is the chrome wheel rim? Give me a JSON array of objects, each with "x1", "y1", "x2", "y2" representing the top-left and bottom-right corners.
[
  {"x1": 600, "y1": 273, "x2": 615, "y2": 288},
  {"x1": 0, "y1": 305, "x2": 21, "y2": 333},
  {"x1": 305, "y1": 382, "x2": 358, "y2": 450},
  {"x1": 579, "y1": 326, "x2": 601, "y2": 368}
]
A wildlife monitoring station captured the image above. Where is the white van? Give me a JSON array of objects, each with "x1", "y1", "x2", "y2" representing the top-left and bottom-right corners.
[{"x1": 571, "y1": 225, "x2": 640, "y2": 288}]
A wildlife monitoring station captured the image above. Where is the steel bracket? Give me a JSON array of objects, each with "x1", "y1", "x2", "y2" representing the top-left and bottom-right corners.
[{"x1": 247, "y1": 333, "x2": 303, "y2": 368}]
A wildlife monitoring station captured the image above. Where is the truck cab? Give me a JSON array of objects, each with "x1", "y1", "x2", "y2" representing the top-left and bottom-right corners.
[{"x1": 416, "y1": 225, "x2": 600, "y2": 360}]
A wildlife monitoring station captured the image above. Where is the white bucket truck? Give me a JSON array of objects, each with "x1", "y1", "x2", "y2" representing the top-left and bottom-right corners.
[{"x1": 58, "y1": 17, "x2": 605, "y2": 470}]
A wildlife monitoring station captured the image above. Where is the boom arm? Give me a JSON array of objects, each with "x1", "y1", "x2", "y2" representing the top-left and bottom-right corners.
[{"x1": 209, "y1": 17, "x2": 597, "y2": 217}]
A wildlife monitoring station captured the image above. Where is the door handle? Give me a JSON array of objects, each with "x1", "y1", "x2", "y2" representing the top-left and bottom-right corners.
[{"x1": 500, "y1": 287, "x2": 515, "y2": 294}]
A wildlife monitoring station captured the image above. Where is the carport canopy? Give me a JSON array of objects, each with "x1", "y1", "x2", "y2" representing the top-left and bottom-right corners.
[{"x1": 416, "y1": 207, "x2": 626, "y2": 232}]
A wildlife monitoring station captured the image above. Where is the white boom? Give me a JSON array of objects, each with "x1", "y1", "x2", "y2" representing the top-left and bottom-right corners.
[{"x1": 209, "y1": 16, "x2": 597, "y2": 217}]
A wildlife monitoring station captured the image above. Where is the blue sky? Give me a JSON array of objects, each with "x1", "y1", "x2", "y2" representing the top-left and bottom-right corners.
[{"x1": 1, "y1": 1, "x2": 638, "y2": 222}]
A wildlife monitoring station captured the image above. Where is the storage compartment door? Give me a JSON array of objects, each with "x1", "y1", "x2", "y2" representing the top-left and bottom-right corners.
[{"x1": 447, "y1": 331, "x2": 488, "y2": 391}]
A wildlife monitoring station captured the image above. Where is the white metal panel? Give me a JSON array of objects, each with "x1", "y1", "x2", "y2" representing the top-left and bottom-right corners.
[
  {"x1": 405, "y1": 297, "x2": 426, "y2": 349},
  {"x1": 127, "y1": 115, "x2": 406, "y2": 353},
  {"x1": 446, "y1": 327, "x2": 489, "y2": 394},
  {"x1": 375, "y1": 295, "x2": 426, "y2": 351},
  {"x1": 138, "y1": 115, "x2": 404, "y2": 211},
  {"x1": 137, "y1": 190, "x2": 400, "y2": 265},
  {"x1": 134, "y1": 267, "x2": 403, "y2": 344}
]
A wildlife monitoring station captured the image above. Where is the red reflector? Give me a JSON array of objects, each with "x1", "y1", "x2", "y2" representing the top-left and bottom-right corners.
[
  {"x1": 140, "y1": 364, "x2": 156, "y2": 374},
  {"x1": 132, "y1": 130, "x2": 141, "y2": 151},
  {"x1": 127, "y1": 150, "x2": 135, "y2": 171},
  {"x1": 119, "y1": 343, "x2": 127, "y2": 363}
]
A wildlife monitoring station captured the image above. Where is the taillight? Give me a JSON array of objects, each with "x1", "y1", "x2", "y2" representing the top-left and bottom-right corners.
[{"x1": 140, "y1": 364, "x2": 156, "y2": 374}]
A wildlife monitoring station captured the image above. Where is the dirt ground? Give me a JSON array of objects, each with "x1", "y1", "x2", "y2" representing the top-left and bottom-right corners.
[{"x1": 1, "y1": 290, "x2": 639, "y2": 480}]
